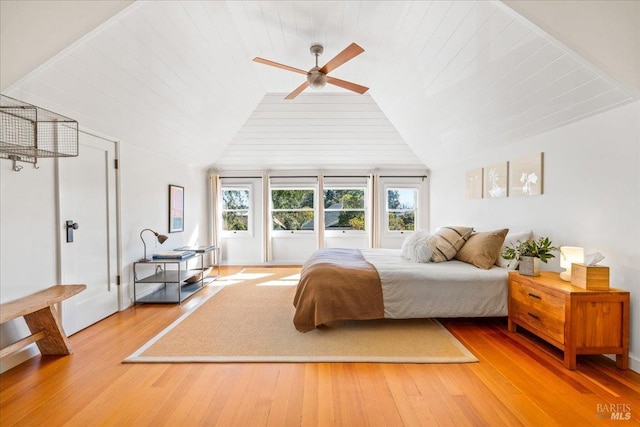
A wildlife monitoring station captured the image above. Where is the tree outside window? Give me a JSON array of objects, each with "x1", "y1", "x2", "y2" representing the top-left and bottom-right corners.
[
  {"x1": 271, "y1": 189, "x2": 315, "y2": 231},
  {"x1": 387, "y1": 188, "x2": 416, "y2": 231},
  {"x1": 222, "y1": 188, "x2": 249, "y2": 231},
  {"x1": 324, "y1": 189, "x2": 366, "y2": 231}
]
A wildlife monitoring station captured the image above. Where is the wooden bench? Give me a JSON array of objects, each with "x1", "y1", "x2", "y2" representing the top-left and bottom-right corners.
[{"x1": 0, "y1": 284, "x2": 87, "y2": 359}]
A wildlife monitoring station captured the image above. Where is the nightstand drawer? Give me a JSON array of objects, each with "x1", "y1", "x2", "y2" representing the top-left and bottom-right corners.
[
  {"x1": 510, "y1": 299, "x2": 565, "y2": 344},
  {"x1": 510, "y1": 280, "x2": 565, "y2": 321}
]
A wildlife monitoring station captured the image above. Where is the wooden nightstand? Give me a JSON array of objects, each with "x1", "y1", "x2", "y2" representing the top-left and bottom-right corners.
[{"x1": 508, "y1": 271, "x2": 630, "y2": 370}]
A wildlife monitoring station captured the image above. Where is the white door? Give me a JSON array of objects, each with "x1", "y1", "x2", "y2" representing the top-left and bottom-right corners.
[{"x1": 59, "y1": 132, "x2": 119, "y2": 335}]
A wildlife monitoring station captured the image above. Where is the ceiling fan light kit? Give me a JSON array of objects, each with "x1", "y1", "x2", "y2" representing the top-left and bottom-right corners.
[
  {"x1": 253, "y1": 42, "x2": 369, "y2": 99},
  {"x1": 307, "y1": 68, "x2": 327, "y2": 89}
]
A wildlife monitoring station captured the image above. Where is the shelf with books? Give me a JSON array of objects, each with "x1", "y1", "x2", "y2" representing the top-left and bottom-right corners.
[
  {"x1": 133, "y1": 251, "x2": 211, "y2": 304},
  {"x1": 152, "y1": 251, "x2": 196, "y2": 260},
  {"x1": 174, "y1": 245, "x2": 220, "y2": 279}
]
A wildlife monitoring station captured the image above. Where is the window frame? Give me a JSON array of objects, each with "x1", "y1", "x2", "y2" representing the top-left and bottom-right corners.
[
  {"x1": 323, "y1": 186, "x2": 368, "y2": 235},
  {"x1": 270, "y1": 187, "x2": 316, "y2": 234},
  {"x1": 220, "y1": 186, "x2": 252, "y2": 236},
  {"x1": 385, "y1": 187, "x2": 418, "y2": 233}
]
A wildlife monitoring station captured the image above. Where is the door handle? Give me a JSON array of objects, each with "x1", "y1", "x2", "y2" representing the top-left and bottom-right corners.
[{"x1": 66, "y1": 220, "x2": 79, "y2": 242}]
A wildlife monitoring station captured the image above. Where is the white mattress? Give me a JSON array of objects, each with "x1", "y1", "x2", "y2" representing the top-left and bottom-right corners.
[{"x1": 361, "y1": 249, "x2": 509, "y2": 319}]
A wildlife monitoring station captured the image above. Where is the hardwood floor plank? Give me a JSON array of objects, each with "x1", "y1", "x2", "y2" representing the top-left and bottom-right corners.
[
  {"x1": 468, "y1": 363, "x2": 555, "y2": 426},
  {"x1": 160, "y1": 366, "x2": 233, "y2": 426},
  {"x1": 197, "y1": 365, "x2": 244, "y2": 425},
  {"x1": 300, "y1": 363, "x2": 320, "y2": 426},
  {"x1": 282, "y1": 364, "x2": 305, "y2": 426},
  {"x1": 380, "y1": 364, "x2": 426, "y2": 426},
  {"x1": 355, "y1": 364, "x2": 404, "y2": 426},
  {"x1": 407, "y1": 365, "x2": 470, "y2": 426},
  {"x1": 332, "y1": 363, "x2": 368, "y2": 426},
  {"x1": 240, "y1": 364, "x2": 282, "y2": 426},
  {"x1": 266, "y1": 364, "x2": 295, "y2": 427},
  {"x1": 214, "y1": 363, "x2": 263, "y2": 425}
]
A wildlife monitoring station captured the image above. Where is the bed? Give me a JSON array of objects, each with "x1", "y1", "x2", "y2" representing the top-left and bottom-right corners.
[{"x1": 293, "y1": 247, "x2": 510, "y2": 332}]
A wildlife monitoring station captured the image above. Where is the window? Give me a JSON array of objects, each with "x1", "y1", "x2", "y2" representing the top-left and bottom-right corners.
[
  {"x1": 323, "y1": 188, "x2": 366, "y2": 231},
  {"x1": 387, "y1": 188, "x2": 416, "y2": 231},
  {"x1": 271, "y1": 189, "x2": 315, "y2": 231},
  {"x1": 221, "y1": 188, "x2": 250, "y2": 231}
]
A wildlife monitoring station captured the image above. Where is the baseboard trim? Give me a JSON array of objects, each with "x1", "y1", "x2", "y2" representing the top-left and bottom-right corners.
[
  {"x1": 605, "y1": 353, "x2": 639, "y2": 374},
  {"x1": 0, "y1": 345, "x2": 38, "y2": 374}
]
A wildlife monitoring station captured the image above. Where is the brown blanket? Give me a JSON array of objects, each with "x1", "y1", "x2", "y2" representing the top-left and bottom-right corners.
[{"x1": 293, "y1": 248, "x2": 384, "y2": 332}]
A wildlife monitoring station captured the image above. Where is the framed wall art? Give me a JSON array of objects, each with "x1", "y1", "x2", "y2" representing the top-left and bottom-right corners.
[
  {"x1": 510, "y1": 153, "x2": 543, "y2": 196},
  {"x1": 484, "y1": 162, "x2": 508, "y2": 198},
  {"x1": 168, "y1": 184, "x2": 184, "y2": 233},
  {"x1": 465, "y1": 168, "x2": 483, "y2": 199}
]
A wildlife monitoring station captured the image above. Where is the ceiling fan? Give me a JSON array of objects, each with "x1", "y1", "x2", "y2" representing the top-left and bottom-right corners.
[{"x1": 253, "y1": 43, "x2": 369, "y2": 100}]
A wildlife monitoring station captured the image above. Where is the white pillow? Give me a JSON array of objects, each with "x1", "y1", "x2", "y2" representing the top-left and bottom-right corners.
[
  {"x1": 400, "y1": 230, "x2": 434, "y2": 263},
  {"x1": 400, "y1": 233, "x2": 414, "y2": 259},
  {"x1": 496, "y1": 230, "x2": 533, "y2": 269}
]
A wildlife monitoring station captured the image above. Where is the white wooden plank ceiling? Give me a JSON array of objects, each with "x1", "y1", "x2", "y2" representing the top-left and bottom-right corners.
[
  {"x1": 4, "y1": 1, "x2": 638, "y2": 171},
  {"x1": 214, "y1": 93, "x2": 424, "y2": 170}
]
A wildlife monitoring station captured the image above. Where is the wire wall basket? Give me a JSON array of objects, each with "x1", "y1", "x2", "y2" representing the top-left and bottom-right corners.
[{"x1": 1, "y1": 94, "x2": 78, "y2": 168}]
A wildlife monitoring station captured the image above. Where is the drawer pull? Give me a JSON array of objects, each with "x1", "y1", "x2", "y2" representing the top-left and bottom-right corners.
[
  {"x1": 528, "y1": 293, "x2": 541, "y2": 300},
  {"x1": 528, "y1": 312, "x2": 540, "y2": 320}
]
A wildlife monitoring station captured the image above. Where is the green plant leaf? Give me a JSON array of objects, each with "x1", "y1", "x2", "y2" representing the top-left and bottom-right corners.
[{"x1": 501, "y1": 237, "x2": 558, "y2": 263}]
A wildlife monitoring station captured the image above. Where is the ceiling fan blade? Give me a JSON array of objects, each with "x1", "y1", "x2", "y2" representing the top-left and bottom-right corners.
[
  {"x1": 319, "y1": 43, "x2": 365, "y2": 75},
  {"x1": 285, "y1": 81, "x2": 310, "y2": 100},
  {"x1": 326, "y1": 76, "x2": 369, "y2": 95},
  {"x1": 252, "y1": 57, "x2": 308, "y2": 75}
]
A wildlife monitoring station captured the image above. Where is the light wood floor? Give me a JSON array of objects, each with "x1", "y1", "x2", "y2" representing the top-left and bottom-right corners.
[{"x1": 1, "y1": 266, "x2": 638, "y2": 426}]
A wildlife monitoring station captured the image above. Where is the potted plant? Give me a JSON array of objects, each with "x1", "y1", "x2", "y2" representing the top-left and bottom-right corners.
[{"x1": 501, "y1": 237, "x2": 558, "y2": 276}]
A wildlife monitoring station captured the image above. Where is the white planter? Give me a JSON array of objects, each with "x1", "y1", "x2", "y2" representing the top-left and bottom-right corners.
[{"x1": 519, "y1": 256, "x2": 541, "y2": 276}]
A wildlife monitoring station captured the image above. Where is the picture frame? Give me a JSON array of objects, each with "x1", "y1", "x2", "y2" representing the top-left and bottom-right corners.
[
  {"x1": 484, "y1": 162, "x2": 508, "y2": 198},
  {"x1": 510, "y1": 152, "x2": 544, "y2": 196},
  {"x1": 465, "y1": 168, "x2": 483, "y2": 199},
  {"x1": 168, "y1": 184, "x2": 184, "y2": 233}
]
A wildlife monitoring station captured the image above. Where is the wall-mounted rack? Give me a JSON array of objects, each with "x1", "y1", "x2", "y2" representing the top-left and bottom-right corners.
[{"x1": 0, "y1": 94, "x2": 78, "y2": 171}]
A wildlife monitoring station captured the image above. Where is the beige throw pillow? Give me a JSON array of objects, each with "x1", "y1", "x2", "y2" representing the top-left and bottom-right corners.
[
  {"x1": 430, "y1": 226, "x2": 474, "y2": 263},
  {"x1": 455, "y1": 228, "x2": 509, "y2": 269}
]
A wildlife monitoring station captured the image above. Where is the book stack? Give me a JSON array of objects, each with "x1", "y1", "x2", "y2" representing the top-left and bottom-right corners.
[
  {"x1": 174, "y1": 245, "x2": 216, "y2": 253},
  {"x1": 152, "y1": 251, "x2": 196, "y2": 260}
]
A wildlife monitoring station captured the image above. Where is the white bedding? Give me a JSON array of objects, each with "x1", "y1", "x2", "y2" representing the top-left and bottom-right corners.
[{"x1": 361, "y1": 249, "x2": 509, "y2": 319}]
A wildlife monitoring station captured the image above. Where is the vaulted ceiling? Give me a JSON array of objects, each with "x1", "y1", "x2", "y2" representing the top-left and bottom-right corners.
[{"x1": 2, "y1": 1, "x2": 638, "y2": 171}]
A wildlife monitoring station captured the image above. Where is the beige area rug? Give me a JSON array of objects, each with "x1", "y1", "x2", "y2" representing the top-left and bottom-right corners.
[{"x1": 124, "y1": 268, "x2": 478, "y2": 364}]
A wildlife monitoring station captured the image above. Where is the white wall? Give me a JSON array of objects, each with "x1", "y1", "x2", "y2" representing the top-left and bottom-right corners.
[
  {"x1": 0, "y1": 138, "x2": 208, "y2": 373},
  {"x1": 119, "y1": 144, "x2": 209, "y2": 307},
  {"x1": 430, "y1": 101, "x2": 640, "y2": 372},
  {"x1": 0, "y1": 160, "x2": 59, "y2": 371}
]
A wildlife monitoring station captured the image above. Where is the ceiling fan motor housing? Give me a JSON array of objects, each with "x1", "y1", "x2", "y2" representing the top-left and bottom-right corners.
[{"x1": 307, "y1": 67, "x2": 327, "y2": 89}]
